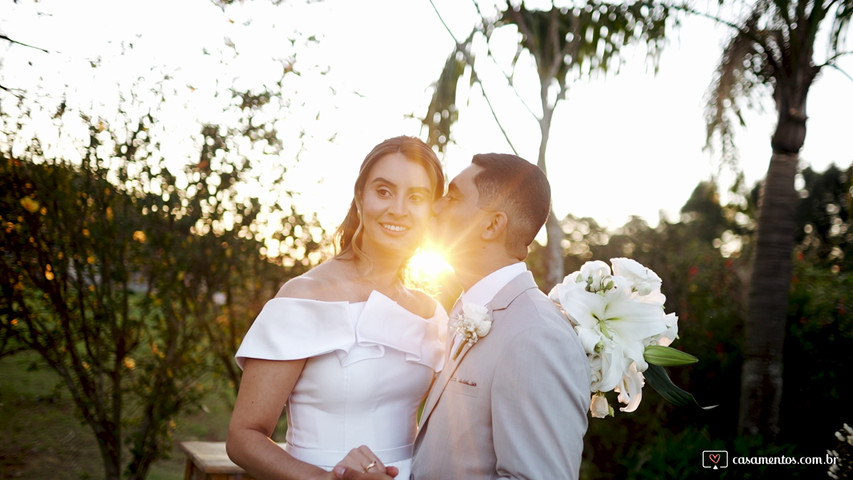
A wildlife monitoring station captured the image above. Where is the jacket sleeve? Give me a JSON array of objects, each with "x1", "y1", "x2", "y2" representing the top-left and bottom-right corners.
[{"x1": 491, "y1": 307, "x2": 590, "y2": 480}]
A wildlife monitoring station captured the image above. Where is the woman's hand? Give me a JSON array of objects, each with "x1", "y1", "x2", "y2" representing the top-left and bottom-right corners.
[
  {"x1": 332, "y1": 466, "x2": 399, "y2": 480},
  {"x1": 332, "y1": 445, "x2": 398, "y2": 478}
]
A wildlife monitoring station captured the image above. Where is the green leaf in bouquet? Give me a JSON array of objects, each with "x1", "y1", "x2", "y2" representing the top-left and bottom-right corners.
[
  {"x1": 644, "y1": 345, "x2": 699, "y2": 366},
  {"x1": 644, "y1": 364, "x2": 716, "y2": 410}
]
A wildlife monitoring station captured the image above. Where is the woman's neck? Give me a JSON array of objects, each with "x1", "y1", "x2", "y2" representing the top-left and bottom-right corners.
[{"x1": 343, "y1": 252, "x2": 406, "y2": 296}]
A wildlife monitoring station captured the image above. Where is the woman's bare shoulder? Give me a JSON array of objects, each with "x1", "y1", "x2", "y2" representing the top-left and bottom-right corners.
[
  {"x1": 274, "y1": 276, "x2": 320, "y2": 300},
  {"x1": 275, "y1": 261, "x2": 356, "y2": 301}
]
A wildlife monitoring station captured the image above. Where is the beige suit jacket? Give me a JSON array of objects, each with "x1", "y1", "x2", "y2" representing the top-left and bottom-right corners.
[{"x1": 411, "y1": 271, "x2": 590, "y2": 479}]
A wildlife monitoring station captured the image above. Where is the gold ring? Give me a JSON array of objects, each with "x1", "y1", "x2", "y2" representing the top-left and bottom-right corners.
[{"x1": 363, "y1": 461, "x2": 377, "y2": 473}]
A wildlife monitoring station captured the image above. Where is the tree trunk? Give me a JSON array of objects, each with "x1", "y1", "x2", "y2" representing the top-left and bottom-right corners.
[
  {"x1": 94, "y1": 421, "x2": 122, "y2": 480},
  {"x1": 738, "y1": 153, "x2": 797, "y2": 440},
  {"x1": 536, "y1": 102, "x2": 564, "y2": 291},
  {"x1": 543, "y1": 212, "x2": 564, "y2": 289},
  {"x1": 738, "y1": 106, "x2": 805, "y2": 440}
]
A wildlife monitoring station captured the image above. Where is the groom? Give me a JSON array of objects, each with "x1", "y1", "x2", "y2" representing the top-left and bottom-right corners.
[{"x1": 340, "y1": 153, "x2": 590, "y2": 479}]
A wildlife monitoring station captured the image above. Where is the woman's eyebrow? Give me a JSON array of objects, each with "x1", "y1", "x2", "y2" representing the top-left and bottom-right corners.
[
  {"x1": 368, "y1": 176, "x2": 396, "y2": 187},
  {"x1": 369, "y1": 177, "x2": 431, "y2": 193}
]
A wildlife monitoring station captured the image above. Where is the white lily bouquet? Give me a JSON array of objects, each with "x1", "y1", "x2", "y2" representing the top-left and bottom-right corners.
[{"x1": 549, "y1": 257, "x2": 710, "y2": 418}]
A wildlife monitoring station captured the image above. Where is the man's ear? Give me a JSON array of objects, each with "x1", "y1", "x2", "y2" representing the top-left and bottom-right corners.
[{"x1": 481, "y1": 211, "x2": 508, "y2": 241}]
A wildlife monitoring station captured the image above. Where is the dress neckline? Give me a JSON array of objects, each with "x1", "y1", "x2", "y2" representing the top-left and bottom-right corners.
[
  {"x1": 236, "y1": 288, "x2": 447, "y2": 371},
  {"x1": 277, "y1": 290, "x2": 439, "y2": 321}
]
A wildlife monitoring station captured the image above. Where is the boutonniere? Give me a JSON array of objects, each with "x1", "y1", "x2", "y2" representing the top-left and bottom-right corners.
[{"x1": 452, "y1": 303, "x2": 492, "y2": 360}]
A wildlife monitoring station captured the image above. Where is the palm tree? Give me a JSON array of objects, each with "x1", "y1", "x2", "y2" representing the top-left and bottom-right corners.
[
  {"x1": 703, "y1": 0, "x2": 851, "y2": 440},
  {"x1": 424, "y1": 0, "x2": 670, "y2": 289}
]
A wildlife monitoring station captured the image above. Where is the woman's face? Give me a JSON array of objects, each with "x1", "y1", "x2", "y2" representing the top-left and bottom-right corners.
[{"x1": 358, "y1": 152, "x2": 434, "y2": 259}]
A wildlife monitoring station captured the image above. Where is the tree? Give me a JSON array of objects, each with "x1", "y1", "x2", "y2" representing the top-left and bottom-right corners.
[
  {"x1": 1, "y1": 127, "x2": 217, "y2": 480},
  {"x1": 794, "y1": 164, "x2": 852, "y2": 271},
  {"x1": 1, "y1": 3, "x2": 330, "y2": 477},
  {"x1": 0, "y1": 88, "x2": 323, "y2": 479},
  {"x1": 701, "y1": 0, "x2": 852, "y2": 439},
  {"x1": 424, "y1": 0, "x2": 671, "y2": 289},
  {"x1": 782, "y1": 167, "x2": 853, "y2": 450}
]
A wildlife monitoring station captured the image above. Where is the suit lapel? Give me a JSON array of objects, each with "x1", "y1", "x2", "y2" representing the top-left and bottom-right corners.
[
  {"x1": 419, "y1": 299, "x2": 463, "y2": 427},
  {"x1": 418, "y1": 272, "x2": 539, "y2": 428}
]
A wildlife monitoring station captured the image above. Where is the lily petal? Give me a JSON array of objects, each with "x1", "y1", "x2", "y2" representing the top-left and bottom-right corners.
[{"x1": 616, "y1": 363, "x2": 645, "y2": 413}]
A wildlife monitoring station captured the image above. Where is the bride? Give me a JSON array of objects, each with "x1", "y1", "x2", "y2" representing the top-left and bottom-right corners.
[{"x1": 226, "y1": 136, "x2": 448, "y2": 479}]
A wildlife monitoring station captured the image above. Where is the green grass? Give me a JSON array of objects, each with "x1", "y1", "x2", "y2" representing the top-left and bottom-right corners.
[{"x1": 0, "y1": 352, "x2": 237, "y2": 480}]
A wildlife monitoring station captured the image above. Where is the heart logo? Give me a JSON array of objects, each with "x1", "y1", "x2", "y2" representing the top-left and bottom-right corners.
[{"x1": 709, "y1": 454, "x2": 720, "y2": 464}]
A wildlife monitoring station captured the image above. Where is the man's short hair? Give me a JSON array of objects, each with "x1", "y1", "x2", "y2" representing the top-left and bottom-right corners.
[{"x1": 471, "y1": 153, "x2": 551, "y2": 258}]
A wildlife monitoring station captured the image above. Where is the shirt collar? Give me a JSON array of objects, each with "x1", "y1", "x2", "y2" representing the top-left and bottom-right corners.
[{"x1": 460, "y1": 262, "x2": 527, "y2": 307}]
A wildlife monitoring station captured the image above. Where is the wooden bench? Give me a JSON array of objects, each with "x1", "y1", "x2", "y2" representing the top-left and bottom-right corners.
[{"x1": 179, "y1": 441, "x2": 254, "y2": 480}]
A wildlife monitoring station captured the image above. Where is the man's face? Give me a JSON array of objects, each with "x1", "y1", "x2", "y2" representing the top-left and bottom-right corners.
[{"x1": 431, "y1": 164, "x2": 489, "y2": 266}]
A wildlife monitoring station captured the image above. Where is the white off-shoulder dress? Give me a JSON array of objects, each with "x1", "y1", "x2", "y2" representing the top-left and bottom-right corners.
[{"x1": 235, "y1": 290, "x2": 448, "y2": 478}]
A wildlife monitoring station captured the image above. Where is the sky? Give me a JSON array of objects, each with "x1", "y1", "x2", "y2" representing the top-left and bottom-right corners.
[{"x1": 2, "y1": 0, "x2": 852, "y2": 233}]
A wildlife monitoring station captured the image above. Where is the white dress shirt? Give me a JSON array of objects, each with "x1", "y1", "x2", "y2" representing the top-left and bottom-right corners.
[
  {"x1": 450, "y1": 262, "x2": 528, "y2": 353},
  {"x1": 460, "y1": 262, "x2": 528, "y2": 307}
]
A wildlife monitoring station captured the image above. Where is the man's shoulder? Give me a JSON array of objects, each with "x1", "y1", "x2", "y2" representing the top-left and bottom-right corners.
[
  {"x1": 491, "y1": 288, "x2": 568, "y2": 334},
  {"x1": 493, "y1": 290, "x2": 588, "y2": 369},
  {"x1": 507, "y1": 285, "x2": 564, "y2": 317},
  {"x1": 501, "y1": 287, "x2": 585, "y2": 345}
]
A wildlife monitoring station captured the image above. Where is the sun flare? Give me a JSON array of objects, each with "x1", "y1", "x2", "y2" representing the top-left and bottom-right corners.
[{"x1": 405, "y1": 249, "x2": 454, "y2": 295}]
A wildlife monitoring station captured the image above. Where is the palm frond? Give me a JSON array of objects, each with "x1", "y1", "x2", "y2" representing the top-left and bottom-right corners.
[
  {"x1": 704, "y1": 4, "x2": 775, "y2": 162},
  {"x1": 502, "y1": 1, "x2": 670, "y2": 85},
  {"x1": 422, "y1": 46, "x2": 469, "y2": 154},
  {"x1": 830, "y1": 0, "x2": 853, "y2": 52}
]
